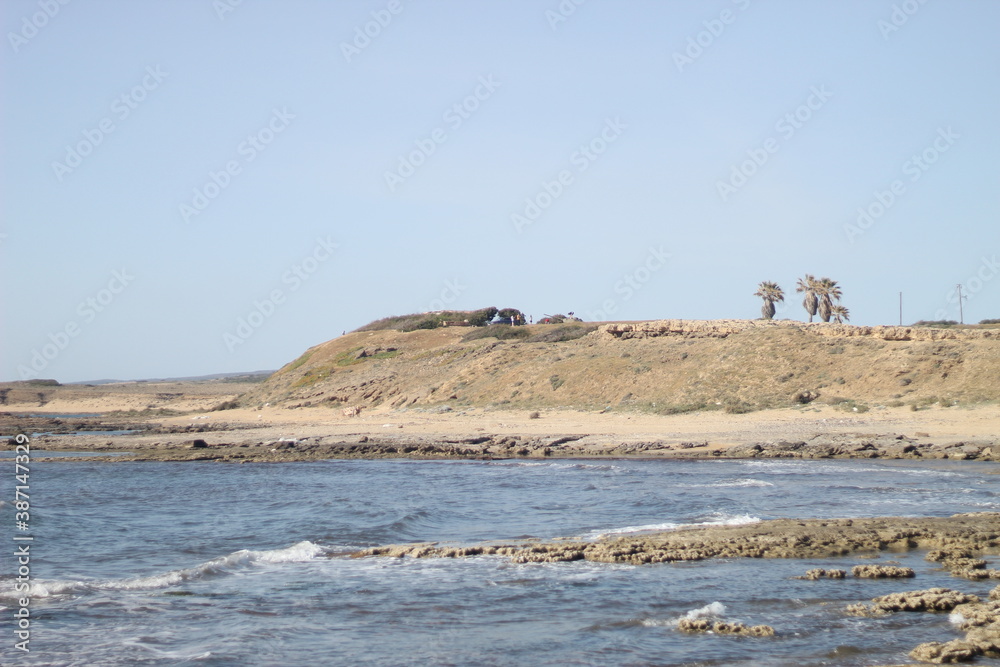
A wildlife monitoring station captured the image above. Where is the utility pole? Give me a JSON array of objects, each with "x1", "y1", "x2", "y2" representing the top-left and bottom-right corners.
[
  {"x1": 899, "y1": 292, "x2": 902, "y2": 326},
  {"x1": 957, "y1": 284, "x2": 965, "y2": 324}
]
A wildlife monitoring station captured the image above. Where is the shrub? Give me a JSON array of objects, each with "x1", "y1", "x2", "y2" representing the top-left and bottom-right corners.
[
  {"x1": 355, "y1": 308, "x2": 499, "y2": 332},
  {"x1": 833, "y1": 399, "x2": 869, "y2": 413},
  {"x1": 980, "y1": 319, "x2": 1000, "y2": 325},
  {"x1": 526, "y1": 324, "x2": 598, "y2": 343},
  {"x1": 467, "y1": 307, "x2": 499, "y2": 327},
  {"x1": 911, "y1": 320, "x2": 959, "y2": 327},
  {"x1": 461, "y1": 326, "x2": 532, "y2": 342},
  {"x1": 497, "y1": 307, "x2": 526, "y2": 324}
]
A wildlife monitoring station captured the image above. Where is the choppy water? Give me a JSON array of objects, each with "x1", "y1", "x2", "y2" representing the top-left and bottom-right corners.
[{"x1": 4, "y1": 457, "x2": 1000, "y2": 665}]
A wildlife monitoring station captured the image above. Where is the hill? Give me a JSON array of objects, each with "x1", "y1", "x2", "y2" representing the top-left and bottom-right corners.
[{"x1": 238, "y1": 319, "x2": 1000, "y2": 415}]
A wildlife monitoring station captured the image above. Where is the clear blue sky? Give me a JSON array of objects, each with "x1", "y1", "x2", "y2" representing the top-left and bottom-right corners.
[{"x1": 3, "y1": 0, "x2": 998, "y2": 383}]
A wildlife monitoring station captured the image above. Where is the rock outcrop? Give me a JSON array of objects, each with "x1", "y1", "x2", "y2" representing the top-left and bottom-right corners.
[
  {"x1": 846, "y1": 588, "x2": 978, "y2": 617},
  {"x1": 851, "y1": 564, "x2": 915, "y2": 579},
  {"x1": 800, "y1": 568, "x2": 846, "y2": 580},
  {"x1": 356, "y1": 513, "x2": 1000, "y2": 565},
  {"x1": 677, "y1": 618, "x2": 774, "y2": 637},
  {"x1": 600, "y1": 319, "x2": 997, "y2": 342}
]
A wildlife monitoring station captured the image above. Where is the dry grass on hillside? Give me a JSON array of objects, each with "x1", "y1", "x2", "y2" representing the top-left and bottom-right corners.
[{"x1": 239, "y1": 320, "x2": 1000, "y2": 415}]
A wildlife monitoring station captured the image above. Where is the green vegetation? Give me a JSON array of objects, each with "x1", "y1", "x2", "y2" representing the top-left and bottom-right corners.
[
  {"x1": 282, "y1": 350, "x2": 315, "y2": 374},
  {"x1": 911, "y1": 320, "x2": 959, "y2": 327},
  {"x1": 462, "y1": 326, "x2": 532, "y2": 342},
  {"x1": 356, "y1": 308, "x2": 500, "y2": 332},
  {"x1": 526, "y1": 324, "x2": 598, "y2": 343},
  {"x1": 334, "y1": 347, "x2": 364, "y2": 367},
  {"x1": 825, "y1": 396, "x2": 870, "y2": 413},
  {"x1": 497, "y1": 307, "x2": 526, "y2": 324},
  {"x1": 461, "y1": 322, "x2": 598, "y2": 343}
]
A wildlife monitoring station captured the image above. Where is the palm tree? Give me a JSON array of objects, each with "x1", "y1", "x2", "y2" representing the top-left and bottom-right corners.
[
  {"x1": 754, "y1": 281, "x2": 784, "y2": 320},
  {"x1": 815, "y1": 277, "x2": 843, "y2": 322},
  {"x1": 831, "y1": 304, "x2": 850, "y2": 324},
  {"x1": 796, "y1": 274, "x2": 819, "y2": 322}
]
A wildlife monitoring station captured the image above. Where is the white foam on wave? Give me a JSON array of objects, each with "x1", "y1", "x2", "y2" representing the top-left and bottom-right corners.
[
  {"x1": 0, "y1": 541, "x2": 326, "y2": 600},
  {"x1": 683, "y1": 601, "x2": 727, "y2": 620},
  {"x1": 583, "y1": 514, "x2": 760, "y2": 540},
  {"x1": 643, "y1": 601, "x2": 726, "y2": 627}
]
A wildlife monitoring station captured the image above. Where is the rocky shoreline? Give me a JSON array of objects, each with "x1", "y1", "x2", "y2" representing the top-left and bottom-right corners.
[
  {"x1": 352, "y1": 514, "x2": 1000, "y2": 664},
  {"x1": 15, "y1": 424, "x2": 998, "y2": 464}
]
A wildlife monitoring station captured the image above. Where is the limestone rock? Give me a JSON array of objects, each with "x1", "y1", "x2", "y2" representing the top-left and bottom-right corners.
[
  {"x1": 852, "y1": 564, "x2": 915, "y2": 579},
  {"x1": 677, "y1": 618, "x2": 774, "y2": 636},
  {"x1": 909, "y1": 640, "x2": 979, "y2": 663},
  {"x1": 848, "y1": 588, "x2": 979, "y2": 616},
  {"x1": 801, "y1": 568, "x2": 846, "y2": 580}
]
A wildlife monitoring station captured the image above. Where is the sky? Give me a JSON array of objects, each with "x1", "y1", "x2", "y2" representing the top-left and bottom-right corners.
[{"x1": 2, "y1": 0, "x2": 998, "y2": 383}]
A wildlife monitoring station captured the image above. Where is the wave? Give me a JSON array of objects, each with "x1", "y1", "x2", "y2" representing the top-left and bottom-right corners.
[
  {"x1": 582, "y1": 514, "x2": 760, "y2": 540},
  {"x1": 455, "y1": 460, "x2": 627, "y2": 472},
  {"x1": 740, "y1": 460, "x2": 965, "y2": 478},
  {"x1": 681, "y1": 478, "x2": 774, "y2": 488},
  {"x1": 642, "y1": 601, "x2": 726, "y2": 627},
  {"x1": 0, "y1": 541, "x2": 326, "y2": 600}
]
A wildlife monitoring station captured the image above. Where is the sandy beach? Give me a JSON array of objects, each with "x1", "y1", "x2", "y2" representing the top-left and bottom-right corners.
[{"x1": 2, "y1": 379, "x2": 996, "y2": 463}]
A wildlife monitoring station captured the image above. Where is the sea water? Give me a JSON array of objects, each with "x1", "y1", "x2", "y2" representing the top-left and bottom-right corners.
[{"x1": 3, "y1": 457, "x2": 1000, "y2": 666}]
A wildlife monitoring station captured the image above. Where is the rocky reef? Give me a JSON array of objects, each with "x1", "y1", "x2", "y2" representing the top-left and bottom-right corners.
[{"x1": 355, "y1": 513, "x2": 1000, "y2": 565}]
